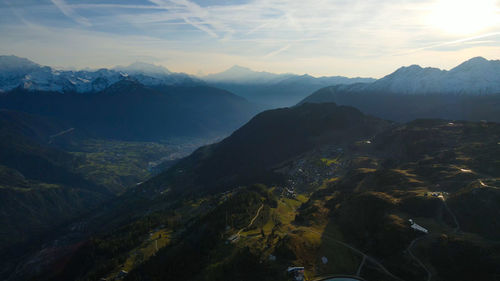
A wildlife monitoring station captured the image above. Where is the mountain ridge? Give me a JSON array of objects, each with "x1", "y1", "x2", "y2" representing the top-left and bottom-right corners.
[
  {"x1": 0, "y1": 79, "x2": 262, "y2": 141},
  {"x1": 0, "y1": 55, "x2": 203, "y2": 93},
  {"x1": 356, "y1": 56, "x2": 500, "y2": 95},
  {"x1": 203, "y1": 65, "x2": 375, "y2": 107},
  {"x1": 299, "y1": 57, "x2": 500, "y2": 122}
]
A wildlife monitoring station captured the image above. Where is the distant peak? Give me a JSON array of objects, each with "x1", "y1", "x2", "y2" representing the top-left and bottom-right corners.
[
  {"x1": 404, "y1": 64, "x2": 423, "y2": 70},
  {"x1": 453, "y1": 56, "x2": 489, "y2": 69},
  {"x1": 0, "y1": 55, "x2": 40, "y2": 69},
  {"x1": 128, "y1": 61, "x2": 166, "y2": 69},
  {"x1": 203, "y1": 65, "x2": 284, "y2": 83},
  {"x1": 114, "y1": 61, "x2": 171, "y2": 75},
  {"x1": 390, "y1": 64, "x2": 423, "y2": 75},
  {"x1": 225, "y1": 65, "x2": 254, "y2": 72},
  {"x1": 465, "y1": 56, "x2": 488, "y2": 63}
]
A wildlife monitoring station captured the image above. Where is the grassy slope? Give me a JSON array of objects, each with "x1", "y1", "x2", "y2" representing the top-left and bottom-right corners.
[
  {"x1": 30, "y1": 105, "x2": 500, "y2": 281},
  {"x1": 133, "y1": 120, "x2": 500, "y2": 281}
]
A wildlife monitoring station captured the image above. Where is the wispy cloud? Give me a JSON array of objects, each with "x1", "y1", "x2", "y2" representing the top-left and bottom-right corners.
[
  {"x1": 1, "y1": 0, "x2": 499, "y2": 77},
  {"x1": 147, "y1": 0, "x2": 232, "y2": 38},
  {"x1": 50, "y1": 0, "x2": 91, "y2": 26},
  {"x1": 395, "y1": 32, "x2": 500, "y2": 55},
  {"x1": 182, "y1": 16, "x2": 218, "y2": 38},
  {"x1": 263, "y1": 44, "x2": 291, "y2": 58}
]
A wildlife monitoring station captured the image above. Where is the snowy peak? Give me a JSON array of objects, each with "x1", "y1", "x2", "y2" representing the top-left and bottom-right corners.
[
  {"x1": 371, "y1": 57, "x2": 500, "y2": 95},
  {"x1": 0, "y1": 56, "x2": 200, "y2": 93},
  {"x1": 114, "y1": 62, "x2": 171, "y2": 76},
  {"x1": 0, "y1": 55, "x2": 40, "y2": 72}
]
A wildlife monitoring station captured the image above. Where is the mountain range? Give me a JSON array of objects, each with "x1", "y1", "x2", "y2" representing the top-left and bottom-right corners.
[
  {"x1": 2, "y1": 54, "x2": 500, "y2": 281},
  {"x1": 0, "y1": 56, "x2": 262, "y2": 141},
  {"x1": 301, "y1": 57, "x2": 500, "y2": 122},
  {"x1": 0, "y1": 55, "x2": 202, "y2": 93},
  {"x1": 28, "y1": 102, "x2": 499, "y2": 281},
  {"x1": 357, "y1": 56, "x2": 500, "y2": 95},
  {"x1": 203, "y1": 65, "x2": 375, "y2": 107}
]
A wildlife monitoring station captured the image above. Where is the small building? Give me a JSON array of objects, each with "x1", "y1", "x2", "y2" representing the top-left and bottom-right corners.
[{"x1": 409, "y1": 219, "x2": 428, "y2": 234}]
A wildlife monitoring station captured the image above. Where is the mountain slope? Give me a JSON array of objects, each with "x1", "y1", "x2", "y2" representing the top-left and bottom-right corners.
[
  {"x1": 145, "y1": 103, "x2": 391, "y2": 194},
  {"x1": 57, "y1": 106, "x2": 500, "y2": 281},
  {"x1": 342, "y1": 56, "x2": 500, "y2": 95},
  {"x1": 300, "y1": 57, "x2": 500, "y2": 122},
  {"x1": 0, "y1": 80, "x2": 262, "y2": 141},
  {"x1": 0, "y1": 111, "x2": 112, "y2": 266},
  {"x1": 132, "y1": 118, "x2": 500, "y2": 281}
]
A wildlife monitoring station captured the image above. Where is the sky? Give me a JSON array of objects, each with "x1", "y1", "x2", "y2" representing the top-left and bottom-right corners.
[{"x1": 0, "y1": 0, "x2": 499, "y2": 78}]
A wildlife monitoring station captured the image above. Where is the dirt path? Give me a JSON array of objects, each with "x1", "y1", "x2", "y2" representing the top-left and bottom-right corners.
[
  {"x1": 442, "y1": 199, "x2": 460, "y2": 233},
  {"x1": 406, "y1": 235, "x2": 432, "y2": 281},
  {"x1": 237, "y1": 204, "x2": 264, "y2": 236},
  {"x1": 356, "y1": 255, "x2": 366, "y2": 276}
]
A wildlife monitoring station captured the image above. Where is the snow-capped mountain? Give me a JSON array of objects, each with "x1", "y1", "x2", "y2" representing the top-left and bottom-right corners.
[
  {"x1": 366, "y1": 57, "x2": 500, "y2": 95},
  {"x1": 114, "y1": 61, "x2": 171, "y2": 76},
  {"x1": 299, "y1": 57, "x2": 500, "y2": 123},
  {"x1": 0, "y1": 56, "x2": 201, "y2": 93}
]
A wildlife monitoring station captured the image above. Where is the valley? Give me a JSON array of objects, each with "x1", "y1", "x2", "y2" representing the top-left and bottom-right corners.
[
  {"x1": 17, "y1": 103, "x2": 496, "y2": 281},
  {"x1": 0, "y1": 109, "x2": 222, "y2": 280},
  {"x1": 3, "y1": 1, "x2": 500, "y2": 280},
  {"x1": 1, "y1": 55, "x2": 500, "y2": 281}
]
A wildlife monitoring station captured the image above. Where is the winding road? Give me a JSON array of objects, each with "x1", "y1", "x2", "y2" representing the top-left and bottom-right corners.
[
  {"x1": 310, "y1": 230, "x2": 404, "y2": 281},
  {"x1": 404, "y1": 196, "x2": 461, "y2": 281}
]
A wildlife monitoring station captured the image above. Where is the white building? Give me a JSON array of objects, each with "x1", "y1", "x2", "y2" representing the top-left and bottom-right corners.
[{"x1": 409, "y1": 219, "x2": 429, "y2": 234}]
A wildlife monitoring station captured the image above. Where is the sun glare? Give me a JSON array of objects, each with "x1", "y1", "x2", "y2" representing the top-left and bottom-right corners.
[{"x1": 427, "y1": 0, "x2": 499, "y2": 35}]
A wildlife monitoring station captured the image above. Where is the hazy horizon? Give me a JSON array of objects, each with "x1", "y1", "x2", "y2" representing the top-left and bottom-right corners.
[{"x1": 1, "y1": 0, "x2": 499, "y2": 78}]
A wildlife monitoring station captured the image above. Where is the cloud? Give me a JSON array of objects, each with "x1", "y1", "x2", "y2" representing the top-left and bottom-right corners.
[
  {"x1": 263, "y1": 44, "x2": 291, "y2": 58},
  {"x1": 1, "y1": 0, "x2": 499, "y2": 77},
  {"x1": 147, "y1": 0, "x2": 232, "y2": 38},
  {"x1": 50, "y1": 0, "x2": 91, "y2": 26},
  {"x1": 182, "y1": 16, "x2": 218, "y2": 38},
  {"x1": 394, "y1": 32, "x2": 500, "y2": 55}
]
